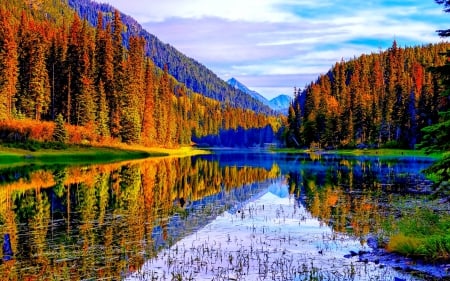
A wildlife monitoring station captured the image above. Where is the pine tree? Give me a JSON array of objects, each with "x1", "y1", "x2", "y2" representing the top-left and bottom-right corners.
[
  {"x1": 47, "y1": 23, "x2": 68, "y2": 120},
  {"x1": 96, "y1": 81, "x2": 110, "y2": 137},
  {"x1": 419, "y1": 4, "x2": 450, "y2": 152},
  {"x1": 0, "y1": 9, "x2": 18, "y2": 120},
  {"x1": 111, "y1": 9, "x2": 125, "y2": 138},
  {"x1": 53, "y1": 113, "x2": 68, "y2": 143},
  {"x1": 16, "y1": 15, "x2": 50, "y2": 121},
  {"x1": 142, "y1": 59, "x2": 157, "y2": 145},
  {"x1": 418, "y1": 0, "x2": 450, "y2": 193},
  {"x1": 155, "y1": 65, "x2": 170, "y2": 145},
  {"x1": 94, "y1": 13, "x2": 115, "y2": 138},
  {"x1": 66, "y1": 13, "x2": 83, "y2": 124},
  {"x1": 120, "y1": 36, "x2": 145, "y2": 143}
]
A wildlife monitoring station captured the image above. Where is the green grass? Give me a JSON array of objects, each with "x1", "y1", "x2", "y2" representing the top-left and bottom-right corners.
[
  {"x1": 0, "y1": 145, "x2": 166, "y2": 166},
  {"x1": 0, "y1": 152, "x2": 23, "y2": 165},
  {"x1": 386, "y1": 208, "x2": 450, "y2": 261}
]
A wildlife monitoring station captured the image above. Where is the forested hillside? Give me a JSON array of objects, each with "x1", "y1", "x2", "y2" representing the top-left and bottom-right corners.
[
  {"x1": 0, "y1": 0, "x2": 281, "y2": 148},
  {"x1": 67, "y1": 0, "x2": 274, "y2": 114},
  {"x1": 286, "y1": 41, "x2": 450, "y2": 149}
]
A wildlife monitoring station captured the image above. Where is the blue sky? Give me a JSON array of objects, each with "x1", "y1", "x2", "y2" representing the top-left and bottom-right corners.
[{"x1": 101, "y1": 0, "x2": 448, "y2": 99}]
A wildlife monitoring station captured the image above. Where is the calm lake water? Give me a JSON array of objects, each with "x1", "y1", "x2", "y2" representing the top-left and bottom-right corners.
[{"x1": 0, "y1": 150, "x2": 443, "y2": 280}]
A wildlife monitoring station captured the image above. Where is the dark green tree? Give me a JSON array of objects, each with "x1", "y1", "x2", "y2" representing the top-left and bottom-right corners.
[
  {"x1": 418, "y1": 0, "x2": 450, "y2": 191},
  {"x1": 53, "y1": 113, "x2": 68, "y2": 143}
]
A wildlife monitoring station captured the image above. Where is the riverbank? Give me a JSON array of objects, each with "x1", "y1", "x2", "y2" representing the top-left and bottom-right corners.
[
  {"x1": 274, "y1": 147, "x2": 443, "y2": 159},
  {"x1": 0, "y1": 144, "x2": 209, "y2": 167}
]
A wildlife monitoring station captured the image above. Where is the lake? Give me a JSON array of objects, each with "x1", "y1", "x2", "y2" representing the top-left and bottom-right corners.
[{"x1": 0, "y1": 150, "x2": 446, "y2": 280}]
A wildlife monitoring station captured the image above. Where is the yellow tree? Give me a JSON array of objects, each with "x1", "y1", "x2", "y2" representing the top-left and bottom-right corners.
[
  {"x1": 121, "y1": 36, "x2": 145, "y2": 143},
  {"x1": 0, "y1": 9, "x2": 18, "y2": 120},
  {"x1": 141, "y1": 59, "x2": 157, "y2": 145}
]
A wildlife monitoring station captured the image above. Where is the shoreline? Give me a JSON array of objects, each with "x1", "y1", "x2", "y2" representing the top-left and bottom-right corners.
[
  {"x1": 0, "y1": 144, "x2": 210, "y2": 167},
  {"x1": 272, "y1": 147, "x2": 443, "y2": 159}
]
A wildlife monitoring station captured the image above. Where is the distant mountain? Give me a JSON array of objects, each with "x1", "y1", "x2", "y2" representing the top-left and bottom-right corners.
[
  {"x1": 227, "y1": 78, "x2": 291, "y2": 113},
  {"x1": 227, "y1": 78, "x2": 269, "y2": 105},
  {"x1": 68, "y1": 0, "x2": 274, "y2": 115},
  {"x1": 269, "y1": 95, "x2": 292, "y2": 113}
]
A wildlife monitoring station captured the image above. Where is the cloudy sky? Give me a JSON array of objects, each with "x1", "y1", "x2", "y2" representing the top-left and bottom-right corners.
[{"x1": 101, "y1": 0, "x2": 448, "y2": 99}]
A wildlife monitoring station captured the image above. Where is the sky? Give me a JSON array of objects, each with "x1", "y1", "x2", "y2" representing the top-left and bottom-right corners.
[{"x1": 100, "y1": 0, "x2": 448, "y2": 100}]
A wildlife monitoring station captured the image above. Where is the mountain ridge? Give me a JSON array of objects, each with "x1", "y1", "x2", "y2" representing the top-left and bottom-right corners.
[
  {"x1": 226, "y1": 77, "x2": 292, "y2": 113},
  {"x1": 67, "y1": 0, "x2": 275, "y2": 115},
  {"x1": 227, "y1": 78, "x2": 269, "y2": 105}
]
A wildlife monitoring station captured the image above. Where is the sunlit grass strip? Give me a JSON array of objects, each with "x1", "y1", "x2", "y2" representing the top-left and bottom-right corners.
[
  {"x1": 386, "y1": 208, "x2": 450, "y2": 261},
  {"x1": 114, "y1": 144, "x2": 210, "y2": 158},
  {"x1": 0, "y1": 145, "x2": 159, "y2": 166},
  {"x1": 0, "y1": 143, "x2": 209, "y2": 166}
]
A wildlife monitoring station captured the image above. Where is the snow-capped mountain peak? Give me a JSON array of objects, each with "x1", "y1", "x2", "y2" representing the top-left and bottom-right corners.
[
  {"x1": 227, "y1": 77, "x2": 292, "y2": 114},
  {"x1": 227, "y1": 78, "x2": 269, "y2": 105}
]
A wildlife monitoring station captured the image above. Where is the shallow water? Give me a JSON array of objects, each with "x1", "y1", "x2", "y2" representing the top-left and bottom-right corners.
[
  {"x1": 127, "y1": 180, "x2": 419, "y2": 281},
  {"x1": 0, "y1": 150, "x2": 444, "y2": 280}
]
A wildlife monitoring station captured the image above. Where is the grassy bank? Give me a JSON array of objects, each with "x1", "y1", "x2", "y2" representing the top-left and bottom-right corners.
[
  {"x1": 0, "y1": 144, "x2": 209, "y2": 166},
  {"x1": 0, "y1": 146, "x2": 156, "y2": 166},
  {"x1": 385, "y1": 208, "x2": 450, "y2": 262}
]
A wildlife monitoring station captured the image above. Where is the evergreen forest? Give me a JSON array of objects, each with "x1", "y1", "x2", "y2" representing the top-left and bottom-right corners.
[{"x1": 286, "y1": 41, "x2": 450, "y2": 150}]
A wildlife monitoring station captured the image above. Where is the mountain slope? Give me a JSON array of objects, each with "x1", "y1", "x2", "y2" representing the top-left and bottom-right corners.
[
  {"x1": 269, "y1": 95, "x2": 292, "y2": 112},
  {"x1": 227, "y1": 77, "x2": 292, "y2": 113},
  {"x1": 227, "y1": 78, "x2": 269, "y2": 106},
  {"x1": 67, "y1": 0, "x2": 274, "y2": 114}
]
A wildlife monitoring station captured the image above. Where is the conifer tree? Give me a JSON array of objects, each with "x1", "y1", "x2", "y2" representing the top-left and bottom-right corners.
[
  {"x1": 120, "y1": 36, "x2": 145, "y2": 143},
  {"x1": 142, "y1": 59, "x2": 157, "y2": 145},
  {"x1": 111, "y1": 9, "x2": 124, "y2": 138},
  {"x1": 53, "y1": 113, "x2": 68, "y2": 143},
  {"x1": 47, "y1": 24, "x2": 68, "y2": 120},
  {"x1": 16, "y1": 15, "x2": 50, "y2": 121},
  {"x1": 96, "y1": 81, "x2": 109, "y2": 137},
  {"x1": 0, "y1": 9, "x2": 18, "y2": 120},
  {"x1": 419, "y1": 0, "x2": 450, "y2": 186}
]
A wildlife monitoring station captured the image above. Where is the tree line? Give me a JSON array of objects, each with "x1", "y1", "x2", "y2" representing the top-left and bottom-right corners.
[
  {"x1": 286, "y1": 41, "x2": 450, "y2": 149},
  {"x1": 0, "y1": 3, "x2": 281, "y2": 147}
]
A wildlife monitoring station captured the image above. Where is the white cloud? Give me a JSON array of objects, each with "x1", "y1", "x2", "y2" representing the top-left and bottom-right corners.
[{"x1": 101, "y1": 0, "x2": 298, "y2": 23}]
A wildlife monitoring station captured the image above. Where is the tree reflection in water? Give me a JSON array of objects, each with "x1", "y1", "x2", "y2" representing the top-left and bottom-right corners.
[{"x1": 0, "y1": 152, "x2": 434, "y2": 280}]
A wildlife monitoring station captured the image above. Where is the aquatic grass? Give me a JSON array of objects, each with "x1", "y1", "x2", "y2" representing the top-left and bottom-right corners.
[
  {"x1": 125, "y1": 192, "x2": 415, "y2": 281},
  {"x1": 387, "y1": 234, "x2": 423, "y2": 256},
  {"x1": 387, "y1": 234, "x2": 450, "y2": 261},
  {"x1": 386, "y1": 208, "x2": 450, "y2": 261}
]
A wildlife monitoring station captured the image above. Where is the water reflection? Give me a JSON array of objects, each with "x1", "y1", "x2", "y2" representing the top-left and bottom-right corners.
[{"x1": 0, "y1": 151, "x2": 435, "y2": 280}]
